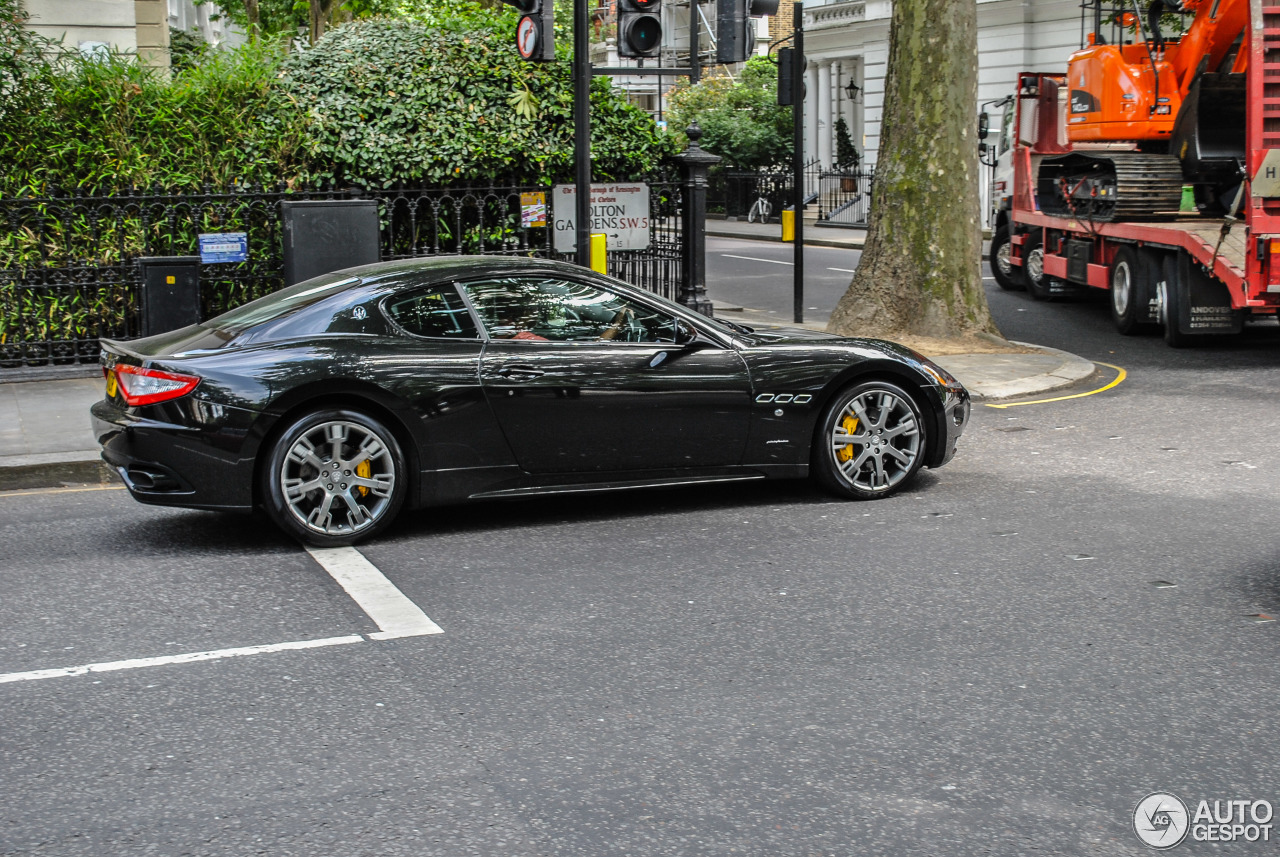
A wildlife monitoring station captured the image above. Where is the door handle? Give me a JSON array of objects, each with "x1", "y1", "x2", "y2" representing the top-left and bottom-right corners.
[{"x1": 496, "y1": 364, "x2": 545, "y2": 379}]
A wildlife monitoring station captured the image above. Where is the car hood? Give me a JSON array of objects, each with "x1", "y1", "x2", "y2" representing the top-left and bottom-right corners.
[{"x1": 733, "y1": 325, "x2": 912, "y2": 355}]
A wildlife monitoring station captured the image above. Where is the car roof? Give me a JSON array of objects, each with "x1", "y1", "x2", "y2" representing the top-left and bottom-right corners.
[{"x1": 338, "y1": 255, "x2": 586, "y2": 286}]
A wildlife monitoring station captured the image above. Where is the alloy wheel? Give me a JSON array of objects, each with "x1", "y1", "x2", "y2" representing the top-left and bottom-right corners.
[
  {"x1": 279, "y1": 419, "x2": 397, "y2": 537},
  {"x1": 829, "y1": 387, "x2": 922, "y2": 493}
]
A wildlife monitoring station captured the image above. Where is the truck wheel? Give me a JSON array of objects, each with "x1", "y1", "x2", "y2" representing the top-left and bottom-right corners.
[
  {"x1": 1023, "y1": 233, "x2": 1054, "y2": 301},
  {"x1": 990, "y1": 225, "x2": 1024, "y2": 291},
  {"x1": 1110, "y1": 245, "x2": 1147, "y2": 335},
  {"x1": 1158, "y1": 254, "x2": 1193, "y2": 348}
]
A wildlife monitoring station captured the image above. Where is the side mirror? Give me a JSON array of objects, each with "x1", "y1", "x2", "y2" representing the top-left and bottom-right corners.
[{"x1": 978, "y1": 111, "x2": 990, "y2": 141}]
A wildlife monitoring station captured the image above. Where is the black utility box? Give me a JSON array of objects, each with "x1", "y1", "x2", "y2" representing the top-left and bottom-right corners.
[
  {"x1": 281, "y1": 199, "x2": 381, "y2": 286},
  {"x1": 137, "y1": 256, "x2": 201, "y2": 337}
]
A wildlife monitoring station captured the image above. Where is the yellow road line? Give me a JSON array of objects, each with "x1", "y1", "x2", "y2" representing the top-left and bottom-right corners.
[
  {"x1": 0, "y1": 484, "x2": 125, "y2": 498},
  {"x1": 984, "y1": 362, "x2": 1126, "y2": 409}
]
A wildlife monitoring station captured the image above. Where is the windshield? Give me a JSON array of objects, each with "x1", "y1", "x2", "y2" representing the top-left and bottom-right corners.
[
  {"x1": 587, "y1": 270, "x2": 750, "y2": 339},
  {"x1": 203, "y1": 274, "x2": 361, "y2": 336}
]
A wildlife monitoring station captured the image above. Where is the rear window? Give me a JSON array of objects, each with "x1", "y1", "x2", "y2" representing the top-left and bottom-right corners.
[
  {"x1": 204, "y1": 274, "x2": 360, "y2": 336},
  {"x1": 383, "y1": 286, "x2": 479, "y2": 339}
]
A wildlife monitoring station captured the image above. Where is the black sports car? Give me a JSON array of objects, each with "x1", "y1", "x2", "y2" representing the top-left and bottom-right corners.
[{"x1": 92, "y1": 256, "x2": 970, "y2": 546}]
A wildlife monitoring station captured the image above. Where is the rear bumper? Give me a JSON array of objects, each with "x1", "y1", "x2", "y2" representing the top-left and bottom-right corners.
[{"x1": 91, "y1": 398, "x2": 261, "y2": 512}]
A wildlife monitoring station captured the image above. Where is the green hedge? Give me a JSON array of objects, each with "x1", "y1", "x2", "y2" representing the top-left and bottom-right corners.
[{"x1": 0, "y1": 9, "x2": 674, "y2": 195}]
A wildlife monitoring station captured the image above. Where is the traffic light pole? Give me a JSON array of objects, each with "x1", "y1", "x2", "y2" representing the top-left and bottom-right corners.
[
  {"x1": 791, "y1": 2, "x2": 804, "y2": 325},
  {"x1": 574, "y1": 0, "x2": 592, "y2": 264}
]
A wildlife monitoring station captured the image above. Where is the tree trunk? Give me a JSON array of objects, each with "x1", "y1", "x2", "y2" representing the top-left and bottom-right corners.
[
  {"x1": 244, "y1": 0, "x2": 259, "y2": 40},
  {"x1": 308, "y1": 0, "x2": 328, "y2": 44},
  {"x1": 826, "y1": 0, "x2": 1002, "y2": 343}
]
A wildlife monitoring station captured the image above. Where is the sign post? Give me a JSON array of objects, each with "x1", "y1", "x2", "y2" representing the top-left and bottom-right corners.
[{"x1": 552, "y1": 183, "x2": 651, "y2": 253}]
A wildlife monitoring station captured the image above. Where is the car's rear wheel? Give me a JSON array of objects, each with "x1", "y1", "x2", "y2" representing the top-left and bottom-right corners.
[
  {"x1": 814, "y1": 380, "x2": 926, "y2": 500},
  {"x1": 262, "y1": 408, "x2": 407, "y2": 546}
]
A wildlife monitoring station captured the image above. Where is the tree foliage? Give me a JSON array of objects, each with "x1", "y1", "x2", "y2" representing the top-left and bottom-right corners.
[
  {"x1": 0, "y1": 9, "x2": 672, "y2": 193},
  {"x1": 282, "y1": 13, "x2": 672, "y2": 186},
  {"x1": 0, "y1": 39, "x2": 310, "y2": 193},
  {"x1": 666, "y1": 56, "x2": 791, "y2": 170},
  {"x1": 0, "y1": 0, "x2": 57, "y2": 113}
]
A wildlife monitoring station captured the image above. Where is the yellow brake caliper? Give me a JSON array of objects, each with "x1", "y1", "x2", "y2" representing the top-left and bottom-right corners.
[
  {"x1": 356, "y1": 458, "x2": 371, "y2": 497},
  {"x1": 836, "y1": 415, "x2": 858, "y2": 462}
]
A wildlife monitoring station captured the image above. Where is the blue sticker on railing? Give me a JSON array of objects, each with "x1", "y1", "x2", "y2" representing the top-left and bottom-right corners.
[{"x1": 198, "y1": 233, "x2": 249, "y2": 263}]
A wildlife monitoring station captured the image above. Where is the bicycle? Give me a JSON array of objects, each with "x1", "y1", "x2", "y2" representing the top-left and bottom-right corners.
[{"x1": 746, "y1": 194, "x2": 772, "y2": 223}]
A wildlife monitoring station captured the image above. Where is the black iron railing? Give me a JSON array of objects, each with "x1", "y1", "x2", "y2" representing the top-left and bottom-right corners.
[
  {"x1": 709, "y1": 162, "x2": 873, "y2": 227},
  {"x1": 0, "y1": 178, "x2": 685, "y2": 368}
]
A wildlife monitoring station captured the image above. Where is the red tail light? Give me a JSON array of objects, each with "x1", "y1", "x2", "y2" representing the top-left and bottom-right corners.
[{"x1": 114, "y1": 365, "x2": 200, "y2": 407}]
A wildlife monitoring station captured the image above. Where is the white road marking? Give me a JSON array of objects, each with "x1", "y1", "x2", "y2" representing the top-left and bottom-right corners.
[
  {"x1": 0, "y1": 636, "x2": 364, "y2": 684},
  {"x1": 827, "y1": 267, "x2": 857, "y2": 273},
  {"x1": 306, "y1": 546, "x2": 443, "y2": 640},
  {"x1": 721, "y1": 253, "x2": 793, "y2": 266},
  {"x1": 0, "y1": 547, "x2": 443, "y2": 685}
]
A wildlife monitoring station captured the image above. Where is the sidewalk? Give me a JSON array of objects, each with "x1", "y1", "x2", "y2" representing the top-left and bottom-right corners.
[
  {"x1": 0, "y1": 224, "x2": 1094, "y2": 491},
  {"x1": 705, "y1": 216, "x2": 867, "y2": 249}
]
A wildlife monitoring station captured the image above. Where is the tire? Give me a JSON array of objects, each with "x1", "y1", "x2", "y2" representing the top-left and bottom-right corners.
[
  {"x1": 1109, "y1": 245, "x2": 1147, "y2": 335},
  {"x1": 990, "y1": 224, "x2": 1024, "y2": 291},
  {"x1": 813, "y1": 380, "x2": 927, "y2": 500},
  {"x1": 262, "y1": 408, "x2": 408, "y2": 546},
  {"x1": 1158, "y1": 253, "x2": 1193, "y2": 348},
  {"x1": 1023, "y1": 231, "x2": 1055, "y2": 302}
]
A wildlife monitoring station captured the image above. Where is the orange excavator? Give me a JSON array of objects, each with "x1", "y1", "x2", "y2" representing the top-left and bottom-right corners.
[{"x1": 1039, "y1": 0, "x2": 1249, "y2": 220}]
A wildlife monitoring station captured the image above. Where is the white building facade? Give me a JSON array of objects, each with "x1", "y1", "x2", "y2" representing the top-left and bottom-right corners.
[
  {"x1": 24, "y1": 0, "x2": 170, "y2": 66},
  {"x1": 168, "y1": 0, "x2": 245, "y2": 48}
]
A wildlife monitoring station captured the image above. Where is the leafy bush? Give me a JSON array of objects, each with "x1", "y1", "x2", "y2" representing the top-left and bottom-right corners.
[
  {"x1": 666, "y1": 55, "x2": 792, "y2": 171},
  {"x1": 0, "y1": 8, "x2": 672, "y2": 194},
  {"x1": 0, "y1": 0, "x2": 57, "y2": 126},
  {"x1": 168, "y1": 26, "x2": 210, "y2": 72},
  {"x1": 282, "y1": 13, "x2": 673, "y2": 186},
  {"x1": 0, "y1": 38, "x2": 310, "y2": 194}
]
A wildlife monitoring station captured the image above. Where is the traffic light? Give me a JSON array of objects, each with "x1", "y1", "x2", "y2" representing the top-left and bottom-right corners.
[
  {"x1": 716, "y1": 0, "x2": 778, "y2": 64},
  {"x1": 618, "y1": 0, "x2": 662, "y2": 59},
  {"x1": 777, "y1": 46, "x2": 795, "y2": 105},
  {"x1": 503, "y1": 0, "x2": 554, "y2": 61}
]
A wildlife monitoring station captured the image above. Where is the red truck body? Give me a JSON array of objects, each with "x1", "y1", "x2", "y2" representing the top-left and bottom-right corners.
[{"x1": 992, "y1": 4, "x2": 1280, "y2": 344}]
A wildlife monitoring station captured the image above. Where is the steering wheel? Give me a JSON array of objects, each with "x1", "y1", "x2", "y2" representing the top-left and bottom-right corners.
[{"x1": 599, "y1": 307, "x2": 636, "y2": 342}]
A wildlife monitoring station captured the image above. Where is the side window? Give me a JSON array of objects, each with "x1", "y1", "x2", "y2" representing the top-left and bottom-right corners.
[
  {"x1": 383, "y1": 285, "x2": 479, "y2": 339},
  {"x1": 462, "y1": 276, "x2": 680, "y2": 344},
  {"x1": 999, "y1": 99, "x2": 1015, "y2": 155}
]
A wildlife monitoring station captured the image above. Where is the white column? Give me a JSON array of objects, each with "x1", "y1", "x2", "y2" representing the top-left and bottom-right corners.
[
  {"x1": 805, "y1": 64, "x2": 819, "y2": 165},
  {"x1": 851, "y1": 57, "x2": 865, "y2": 162},
  {"x1": 817, "y1": 61, "x2": 833, "y2": 169}
]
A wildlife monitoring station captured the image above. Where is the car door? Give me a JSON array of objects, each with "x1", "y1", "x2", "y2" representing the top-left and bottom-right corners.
[{"x1": 463, "y1": 274, "x2": 753, "y2": 474}]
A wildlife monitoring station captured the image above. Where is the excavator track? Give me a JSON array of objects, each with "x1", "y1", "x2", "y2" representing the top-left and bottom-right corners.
[
  {"x1": 1108, "y1": 154, "x2": 1186, "y2": 219},
  {"x1": 1039, "y1": 152, "x2": 1186, "y2": 221}
]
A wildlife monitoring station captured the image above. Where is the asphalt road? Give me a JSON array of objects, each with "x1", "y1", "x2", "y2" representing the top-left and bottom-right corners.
[{"x1": 3, "y1": 241, "x2": 1280, "y2": 856}]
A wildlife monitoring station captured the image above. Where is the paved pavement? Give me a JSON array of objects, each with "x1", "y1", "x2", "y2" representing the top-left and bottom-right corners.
[{"x1": 0, "y1": 222, "x2": 1094, "y2": 491}]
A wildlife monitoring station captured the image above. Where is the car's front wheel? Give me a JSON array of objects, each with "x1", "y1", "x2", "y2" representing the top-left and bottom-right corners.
[
  {"x1": 814, "y1": 380, "x2": 927, "y2": 500},
  {"x1": 262, "y1": 408, "x2": 407, "y2": 546}
]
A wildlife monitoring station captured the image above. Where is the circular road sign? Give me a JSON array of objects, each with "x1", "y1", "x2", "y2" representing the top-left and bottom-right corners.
[{"x1": 517, "y1": 16, "x2": 540, "y2": 59}]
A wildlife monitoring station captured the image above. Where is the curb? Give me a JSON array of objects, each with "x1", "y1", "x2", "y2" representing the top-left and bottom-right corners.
[
  {"x1": 0, "y1": 452, "x2": 118, "y2": 492},
  {"x1": 933, "y1": 343, "x2": 1097, "y2": 402}
]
